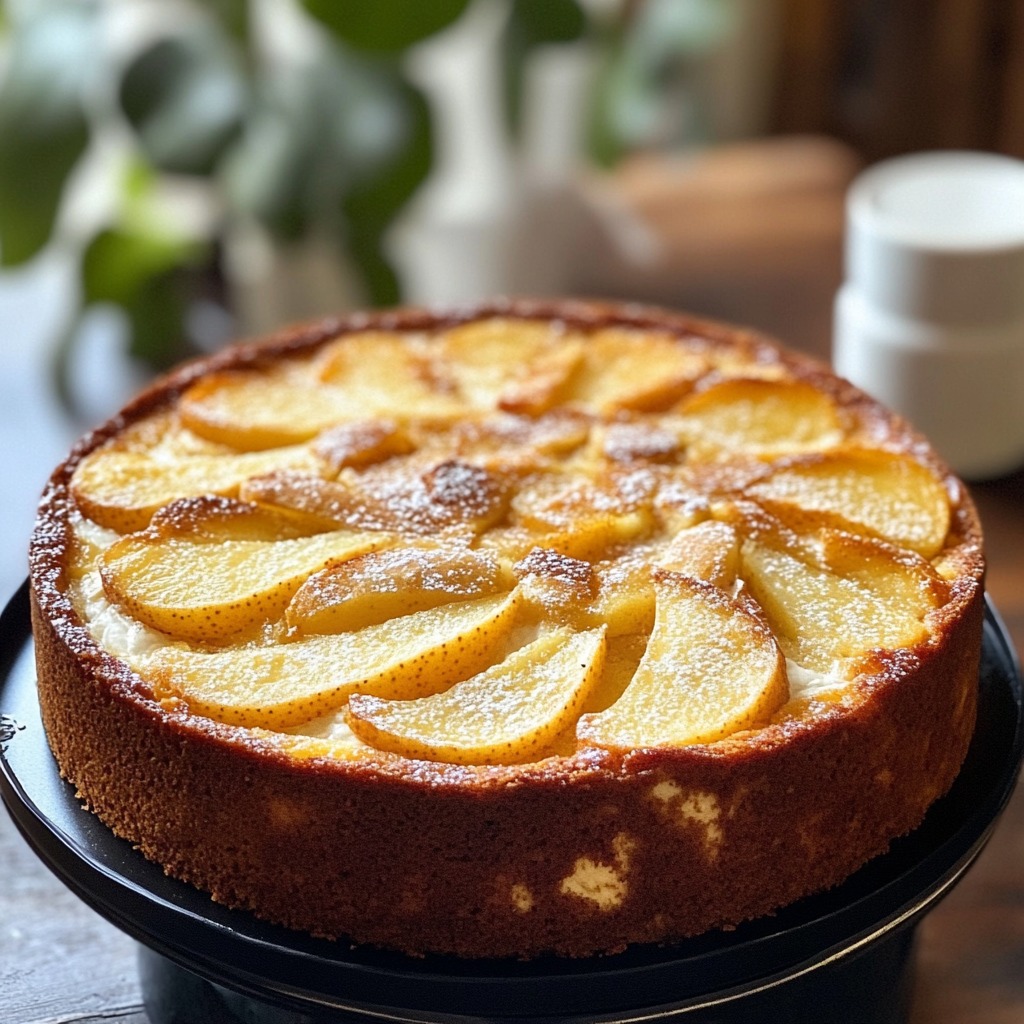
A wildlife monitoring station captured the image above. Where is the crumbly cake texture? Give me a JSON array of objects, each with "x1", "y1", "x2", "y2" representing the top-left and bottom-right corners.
[{"x1": 30, "y1": 299, "x2": 984, "y2": 960}]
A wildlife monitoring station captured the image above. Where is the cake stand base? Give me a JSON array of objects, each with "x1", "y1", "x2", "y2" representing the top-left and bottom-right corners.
[{"x1": 138, "y1": 929, "x2": 916, "y2": 1024}]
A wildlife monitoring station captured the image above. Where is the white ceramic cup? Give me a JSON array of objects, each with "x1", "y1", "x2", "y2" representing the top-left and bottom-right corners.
[{"x1": 833, "y1": 151, "x2": 1024, "y2": 480}]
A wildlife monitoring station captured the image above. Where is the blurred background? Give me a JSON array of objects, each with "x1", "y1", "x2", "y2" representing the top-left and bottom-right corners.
[{"x1": 2, "y1": 0, "x2": 1023, "y2": 603}]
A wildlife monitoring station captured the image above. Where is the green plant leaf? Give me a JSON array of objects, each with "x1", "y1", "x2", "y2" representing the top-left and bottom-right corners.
[
  {"x1": 54, "y1": 235, "x2": 221, "y2": 416},
  {"x1": 512, "y1": 0, "x2": 586, "y2": 43},
  {"x1": 301, "y1": 0, "x2": 471, "y2": 53},
  {"x1": 219, "y1": 68, "x2": 320, "y2": 241},
  {"x1": 122, "y1": 270, "x2": 197, "y2": 367},
  {"x1": 222, "y1": 46, "x2": 426, "y2": 259},
  {"x1": 81, "y1": 227, "x2": 207, "y2": 308},
  {"x1": 220, "y1": 54, "x2": 367, "y2": 242},
  {"x1": 119, "y1": 29, "x2": 247, "y2": 176},
  {"x1": 0, "y1": 3, "x2": 94, "y2": 265}
]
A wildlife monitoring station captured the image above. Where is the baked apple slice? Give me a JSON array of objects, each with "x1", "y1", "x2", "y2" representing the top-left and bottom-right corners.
[
  {"x1": 316, "y1": 331, "x2": 466, "y2": 421},
  {"x1": 488, "y1": 472, "x2": 653, "y2": 561},
  {"x1": 71, "y1": 444, "x2": 320, "y2": 533},
  {"x1": 577, "y1": 572, "x2": 788, "y2": 750},
  {"x1": 479, "y1": 511, "x2": 648, "y2": 564},
  {"x1": 740, "y1": 531, "x2": 944, "y2": 674},
  {"x1": 179, "y1": 370, "x2": 354, "y2": 450},
  {"x1": 241, "y1": 459, "x2": 509, "y2": 537},
  {"x1": 438, "y1": 318, "x2": 584, "y2": 412},
  {"x1": 677, "y1": 377, "x2": 846, "y2": 459},
  {"x1": 746, "y1": 448, "x2": 951, "y2": 557},
  {"x1": 346, "y1": 626, "x2": 606, "y2": 765},
  {"x1": 512, "y1": 547, "x2": 657, "y2": 637},
  {"x1": 312, "y1": 420, "x2": 414, "y2": 472},
  {"x1": 145, "y1": 589, "x2": 522, "y2": 729},
  {"x1": 286, "y1": 544, "x2": 512, "y2": 634},
  {"x1": 497, "y1": 342, "x2": 587, "y2": 415},
  {"x1": 101, "y1": 528, "x2": 392, "y2": 644},
  {"x1": 584, "y1": 554, "x2": 657, "y2": 636},
  {"x1": 145, "y1": 495, "x2": 339, "y2": 542},
  {"x1": 818, "y1": 528, "x2": 950, "y2": 608},
  {"x1": 445, "y1": 411, "x2": 591, "y2": 464},
  {"x1": 655, "y1": 519, "x2": 740, "y2": 589},
  {"x1": 563, "y1": 328, "x2": 707, "y2": 412}
]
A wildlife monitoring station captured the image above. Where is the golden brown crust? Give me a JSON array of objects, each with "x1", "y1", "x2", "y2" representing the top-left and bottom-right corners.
[{"x1": 29, "y1": 299, "x2": 985, "y2": 959}]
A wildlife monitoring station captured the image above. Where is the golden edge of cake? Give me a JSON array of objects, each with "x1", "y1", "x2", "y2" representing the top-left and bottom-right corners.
[{"x1": 29, "y1": 298, "x2": 985, "y2": 960}]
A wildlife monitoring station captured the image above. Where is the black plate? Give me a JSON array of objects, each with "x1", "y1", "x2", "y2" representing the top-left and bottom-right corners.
[{"x1": 2, "y1": 581, "x2": 1022, "y2": 1023}]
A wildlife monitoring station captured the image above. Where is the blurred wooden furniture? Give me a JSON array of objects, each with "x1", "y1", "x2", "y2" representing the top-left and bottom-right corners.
[
  {"x1": 573, "y1": 135, "x2": 861, "y2": 354},
  {"x1": 771, "y1": 0, "x2": 1024, "y2": 161}
]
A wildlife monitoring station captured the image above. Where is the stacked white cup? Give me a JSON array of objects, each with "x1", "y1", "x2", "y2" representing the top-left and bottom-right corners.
[{"x1": 833, "y1": 151, "x2": 1024, "y2": 480}]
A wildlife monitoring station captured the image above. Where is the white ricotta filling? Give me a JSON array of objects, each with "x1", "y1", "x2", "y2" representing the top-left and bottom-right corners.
[
  {"x1": 785, "y1": 659, "x2": 849, "y2": 699},
  {"x1": 75, "y1": 568, "x2": 168, "y2": 663}
]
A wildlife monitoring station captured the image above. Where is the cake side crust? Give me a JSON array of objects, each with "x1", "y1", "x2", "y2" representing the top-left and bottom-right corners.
[{"x1": 29, "y1": 299, "x2": 986, "y2": 959}]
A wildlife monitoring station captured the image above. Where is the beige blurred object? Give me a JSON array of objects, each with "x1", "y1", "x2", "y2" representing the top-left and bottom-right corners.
[{"x1": 572, "y1": 135, "x2": 862, "y2": 359}]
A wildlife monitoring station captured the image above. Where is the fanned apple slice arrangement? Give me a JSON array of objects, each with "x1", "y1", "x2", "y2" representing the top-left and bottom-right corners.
[{"x1": 66, "y1": 317, "x2": 958, "y2": 766}]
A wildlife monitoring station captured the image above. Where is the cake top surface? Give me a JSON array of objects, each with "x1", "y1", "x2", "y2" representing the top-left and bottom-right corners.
[{"x1": 32, "y1": 301, "x2": 983, "y2": 778}]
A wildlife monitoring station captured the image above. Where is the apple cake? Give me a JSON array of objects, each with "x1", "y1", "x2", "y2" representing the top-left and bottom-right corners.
[{"x1": 29, "y1": 299, "x2": 984, "y2": 959}]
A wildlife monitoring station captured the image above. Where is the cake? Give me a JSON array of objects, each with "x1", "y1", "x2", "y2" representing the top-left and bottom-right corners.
[{"x1": 28, "y1": 299, "x2": 985, "y2": 960}]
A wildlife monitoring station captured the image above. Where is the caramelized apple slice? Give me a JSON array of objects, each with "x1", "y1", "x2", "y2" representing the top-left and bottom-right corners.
[
  {"x1": 512, "y1": 547, "x2": 657, "y2": 637},
  {"x1": 242, "y1": 459, "x2": 509, "y2": 537},
  {"x1": 740, "y1": 533, "x2": 943, "y2": 674},
  {"x1": 599, "y1": 421, "x2": 680, "y2": 464},
  {"x1": 585, "y1": 554, "x2": 657, "y2": 636},
  {"x1": 480, "y1": 512, "x2": 649, "y2": 564},
  {"x1": 438, "y1": 318, "x2": 583, "y2": 411},
  {"x1": 577, "y1": 573, "x2": 788, "y2": 750},
  {"x1": 116, "y1": 409, "x2": 237, "y2": 457},
  {"x1": 346, "y1": 626, "x2": 606, "y2": 765},
  {"x1": 656, "y1": 520, "x2": 740, "y2": 589},
  {"x1": 498, "y1": 342, "x2": 586, "y2": 415},
  {"x1": 312, "y1": 420, "x2": 414, "y2": 472},
  {"x1": 146, "y1": 495, "x2": 337, "y2": 542},
  {"x1": 71, "y1": 445, "x2": 320, "y2": 533},
  {"x1": 101, "y1": 528, "x2": 392, "y2": 643},
  {"x1": 483, "y1": 472, "x2": 653, "y2": 561},
  {"x1": 563, "y1": 328, "x2": 706, "y2": 413},
  {"x1": 818, "y1": 528, "x2": 950, "y2": 608},
  {"x1": 146, "y1": 589, "x2": 523, "y2": 729},
  {"x1": 585, "y1": 633, "x2": 650, "y2": 714},
  {"x1": 286, "y1": 544, "x2": 511, "y2": 634},
  {"x1": 511, "y1": 470, "x2": 654, "y2": 530},
  {"x1": 678, "y1": 377, "x2": 846, "y2": 459},
  {"x1": 316, "y1": 331, "x2": 466, "y2": 421},
  {"x1": 179, "y1": 370, "x2": 353, "y2": 450},
  {"x1": 747, "y1": 448, "x2": 951, "y2": 557},
  {"x1": 445, "y1": 411, "x2": 591, "y2": 465}
]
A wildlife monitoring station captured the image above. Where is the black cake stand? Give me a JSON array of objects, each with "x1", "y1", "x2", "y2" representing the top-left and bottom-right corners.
[{"x1": 2, "y1": 580, "x2": 1021, "y2": 1024}]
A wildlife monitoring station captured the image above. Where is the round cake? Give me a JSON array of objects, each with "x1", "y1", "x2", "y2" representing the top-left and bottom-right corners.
[{"x1": 29, "y1": 299, "x2": 984, "y2": 959}]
